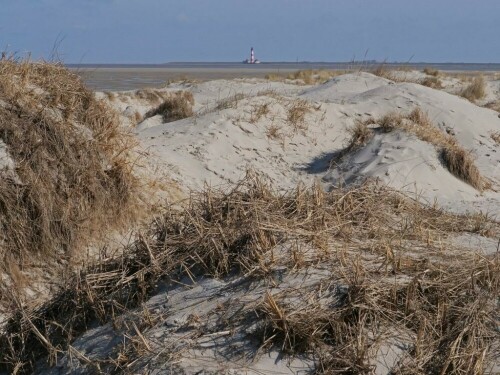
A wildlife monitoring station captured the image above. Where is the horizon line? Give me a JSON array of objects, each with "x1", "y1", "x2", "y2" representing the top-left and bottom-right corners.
[{"x1": 66, "y1": 61, "x2": 500, "y2": 66}]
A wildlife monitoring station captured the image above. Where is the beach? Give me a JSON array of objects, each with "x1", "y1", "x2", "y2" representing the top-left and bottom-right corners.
[{"x1": 1, "y1": 62, "x2": 499, "y2": 374}]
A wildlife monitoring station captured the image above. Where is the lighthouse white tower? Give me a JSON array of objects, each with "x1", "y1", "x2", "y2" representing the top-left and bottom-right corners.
[{"x1": 244, "y1": 47, "x2": 260, "y2": 64}]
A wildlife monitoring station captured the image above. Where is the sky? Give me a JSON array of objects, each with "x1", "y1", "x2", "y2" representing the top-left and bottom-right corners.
[{"x1": 1, "y1": 0, "x2": 499, "y2": 64}]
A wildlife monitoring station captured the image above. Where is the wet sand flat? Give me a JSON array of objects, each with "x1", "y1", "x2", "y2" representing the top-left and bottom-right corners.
[
  {"x1": 72, "y1": 63, "x2": 500, "y2": 91},
  {"x1": 73, "y1": 66, "x2": 302, "y2": 91}
]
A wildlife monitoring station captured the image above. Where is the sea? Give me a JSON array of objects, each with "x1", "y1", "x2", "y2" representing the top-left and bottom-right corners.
[{"x1": 69, "y1": 62, "x2": 500, "y2": 91}]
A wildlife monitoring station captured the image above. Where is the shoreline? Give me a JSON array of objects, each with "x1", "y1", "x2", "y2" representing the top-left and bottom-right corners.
[{"x1": 74, "y1": 65, "x2": 500, "y2": 91}]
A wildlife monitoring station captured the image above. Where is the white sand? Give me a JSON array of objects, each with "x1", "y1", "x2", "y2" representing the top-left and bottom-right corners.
[
  {"x1": 126, "y1": 72, "x2": 499, "y2": 215},
  {"x1": 26, "y1": 71, "x2": 500, "y2": 374}
]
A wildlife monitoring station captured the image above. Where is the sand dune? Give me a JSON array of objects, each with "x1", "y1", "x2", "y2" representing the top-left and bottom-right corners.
[
  {"x1": 131, "y1": 72, "x2": 499, "y2": 214},
  {"x1": 1, "y1": 66, "x2": 499, "y2": 375}
]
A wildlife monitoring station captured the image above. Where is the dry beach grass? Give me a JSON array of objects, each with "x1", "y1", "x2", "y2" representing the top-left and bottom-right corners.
[
  {"x1": 419, "y1": 76, "x2": 443, "y2": 89},
  {"x1": 0, "y1": 172, "x2": 498, "y2": 373},
  {"x1": 459, "y1": 76, "x2": 486, "y2": 102},
  {"x1": 266, "y1": 69, "x2": 347, "y2": 85},
  {"x1": 143, "y1": 90, "x2": 194, "y2": 122},
  {"x1": 0, "y1": 58, "x2": 141, "y2": 312}
]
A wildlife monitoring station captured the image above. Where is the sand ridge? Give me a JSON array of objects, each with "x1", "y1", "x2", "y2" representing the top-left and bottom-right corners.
[{"x1": 128, "y1": 72, "x2": 499, "y2": 214}]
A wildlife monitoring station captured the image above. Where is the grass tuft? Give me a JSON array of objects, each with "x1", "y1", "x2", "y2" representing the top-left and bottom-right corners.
[
  {"x1": 378, "y1": 111, "x2": 405, "y2": 132},
  {"x1": 345, "y1": 120, "x2": 374, "y2": 151},
  {"x1": 285, "y1": 70, "x2": 346, "y2": 85},
  {"x1": 144, "y1": 91, "x2": 194, "y2": 122},
  {"x1": 459, "y1": 76, "x2": 486, "y2": 102},
  {"x1": 287, "y1": 99, "x2": 312, "y2": 131},
  {"x1": 371, "y1": 64, "x2": 417, "y2": 83},
  {"x1": 484, "y1": 100, "x2": 500, "y2": 113},
  {"x1": 265, "y1": 73, "x2": 286, "y2": 81},
  {"x1": 419, "y1": 76, "x2": 443, "y2": 89},
  {"x1": 250, "y1": 103, "x2": 270, "y2": 123},
  {"x1": 440, "y1": 146, "x2": 485, "y2": 189},
  {"x1": 491, "y1": 131, "x2": 500, "y2": 145}
]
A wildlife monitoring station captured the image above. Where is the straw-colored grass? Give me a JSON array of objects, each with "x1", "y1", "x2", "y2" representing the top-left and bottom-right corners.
[
  {"x1": 378, "y1": 111, "x2": 405, "y2": 132},
  {"x1": 0, "y1": 172, "x2": 497, "y2": 373},
  {"x1": 440, "y1": 146, "x2": 484, "y2": 189},
  {"x1": 419, "y1": 76, "x2": 443, "y2": 89},
  {"x1": 265, "y1": 73, "x2": 286, "y2": 81},
  {"x1": 370, "y1": 64, "x2": 409, "y2": 82},
  {"x1": 135, "y1": 88, "x2": 171, "y2": 104},
  {"x1": 286, "y1": 99, "x2": 312, "y2": 131},
  {"x1": 371, "y1": 64, "x2": 418, "y2": 84},
  {"x1": 459, "y1": 76, "x2": 486, "y2": 102},
  {"x1": 286, "y1": 70, "x2": 346, "y2": 85},
  {"x1": 265, "y1": 124, "x2": 284, "y2": 142},
  {"x1": 0, "y1": 58, "x2": 139, "y2": 266},
  {"x1": 371, "y1": 64, "x2": 393, "y2": 80},
  {"x1": 345, "y1": 119, "x2": 374, "y2": 151},
  {"x1": 103, "y1": 91, "x2": 116, "y2": 101},
  {"x1": 144, "y1": 91, "x2": 194, "y2": 123}
]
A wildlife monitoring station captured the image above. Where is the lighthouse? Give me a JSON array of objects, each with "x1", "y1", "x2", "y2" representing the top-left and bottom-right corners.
[{"x1": 244, "y1": 47, "x2": 260, "y2": 64}]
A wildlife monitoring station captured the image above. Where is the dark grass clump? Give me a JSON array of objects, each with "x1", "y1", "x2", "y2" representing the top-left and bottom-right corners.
[
  {"x1": 423, "y1": 67, "x2": 440, "y2": 77},
  {"x1": 144, "y1": 91, "x2": 194, "y2": 122}
]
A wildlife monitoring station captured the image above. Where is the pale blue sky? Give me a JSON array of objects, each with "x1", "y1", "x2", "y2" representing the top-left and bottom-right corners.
[{"x1": 1, "y1": 0, "x2": 499, "y2": 63}]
